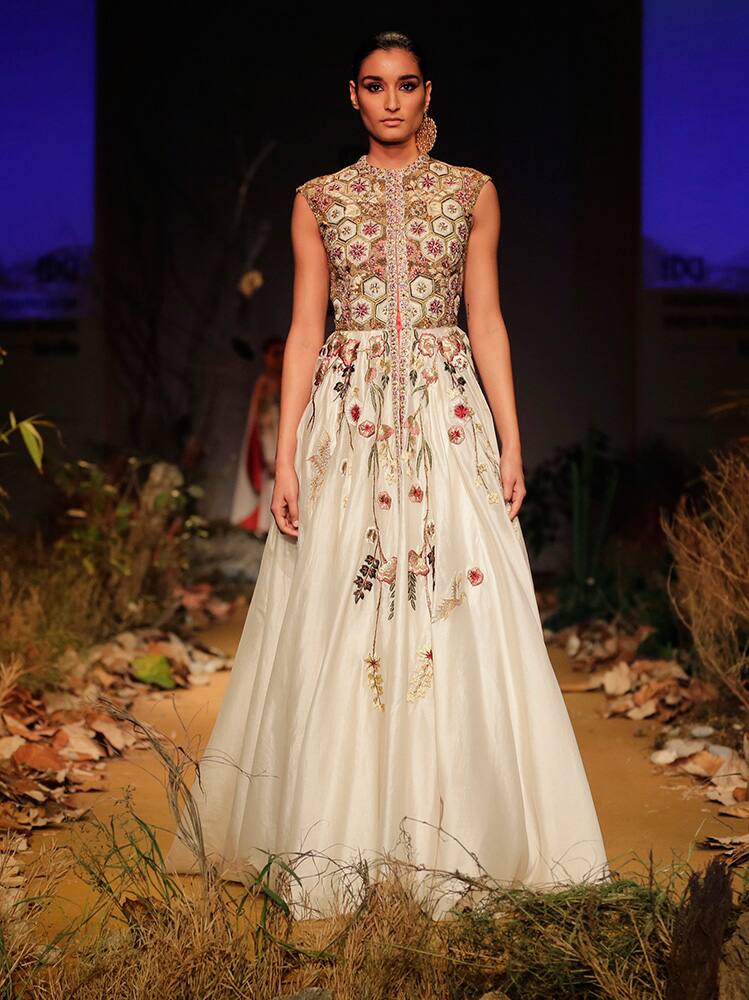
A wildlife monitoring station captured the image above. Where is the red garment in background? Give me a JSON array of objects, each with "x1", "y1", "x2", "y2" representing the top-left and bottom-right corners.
[{"x1": 238, "y1": 420, "x2": 265, "y2": 531}]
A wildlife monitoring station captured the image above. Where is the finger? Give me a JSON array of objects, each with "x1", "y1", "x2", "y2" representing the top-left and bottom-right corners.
[
  {"x1": 287, "y1": 495, "x2": 300, "y2": 534},
  {"x1": 502, "y1": 476, "x2": 514, "y2": 504},
  {"x1": 271, "y1": 500, "x2": 293, "y2": 537},
  {"x1": 271, "y1": 505, "x2": 287, "y2": 536},
  {"x1": 509, "y1": 492, "x2": 525, "y2": 520}
]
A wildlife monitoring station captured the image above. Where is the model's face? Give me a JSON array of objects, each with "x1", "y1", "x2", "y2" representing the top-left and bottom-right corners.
[{"x1": 350, "y1": 48, "x2": 431, "y2": 147}]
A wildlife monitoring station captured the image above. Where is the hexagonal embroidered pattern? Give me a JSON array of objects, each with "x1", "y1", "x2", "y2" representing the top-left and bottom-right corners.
[{"x1": 294, "y1": 152, "x2": 522, "y2": 710}]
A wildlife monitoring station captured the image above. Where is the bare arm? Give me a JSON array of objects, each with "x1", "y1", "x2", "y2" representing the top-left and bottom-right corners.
[
  {"x1": 463, "y1": 180, "x2": 526, "y2": 517},
  {"x1": 271, "y1": 190, "x2": 330, "y2": 535}
]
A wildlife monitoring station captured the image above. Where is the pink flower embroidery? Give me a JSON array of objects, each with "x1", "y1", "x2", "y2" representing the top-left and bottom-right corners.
[
  {"x1": 453, "y1": 401, "x2": 470, "y2": 419},
  {"x1": 448, "y1": 425, "x2": 465, "y2": 444},
  {"x1": 408, "y1": 549, "x2": 429, "y2": 576},
  {"x1": 417, "y1": 334, "x2": 437, "y2": 357},
  {"x1": 408, "y1": 484, "x2": 423, "y2": 503},
  {"x1": 347, "y1": 400, "x2": 361, "y2": 423},
  {"x1": 467, "y1": 567, "x2": 484, "y2": 586},
  {"x1": 348, "y1": 241, "x2": 367, "y2": 262},
  {"x1": 424, "y1": 238, "x2": 443, "y2": 259},
  {"x1": 377, "y1": 491, "x2": 392, "y2": 509},
  {"x1": 377, "y1": 557, "x2": 397, "y2": 584},
  {"x1": 328, "y1": 333, "x2": 345, "y2": 356},
  {"x1": 377, "y1": 424, "x2": 395, "y2": 441},
  {"x1": 368, "y1": 334, "x2": 385, "y2": 357},
  {"x1": 358, "y1": 420, "x2": 376, "y2": 437},
  {"x1": 438, "y1": 335, "x2": 458, "y2": 362}
]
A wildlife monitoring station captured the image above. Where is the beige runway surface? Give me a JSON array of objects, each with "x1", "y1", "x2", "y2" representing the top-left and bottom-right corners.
[{"x1": 26, "y1": 601, "x2": 739, "y2": 938}]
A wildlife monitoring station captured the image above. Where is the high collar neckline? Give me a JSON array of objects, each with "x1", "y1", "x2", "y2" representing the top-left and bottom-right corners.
[{"x1": 357, "y1": 151, "x2": 429, "y2": 178}]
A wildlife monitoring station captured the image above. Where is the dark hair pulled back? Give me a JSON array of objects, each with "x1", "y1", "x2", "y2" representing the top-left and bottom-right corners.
[{"x1": 351, "y1": 30, "x2": 430, "y2": 86}]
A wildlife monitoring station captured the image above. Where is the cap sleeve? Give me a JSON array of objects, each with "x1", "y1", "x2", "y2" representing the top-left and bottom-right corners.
[
  {"x1": 465, "y1": 167, "x2": 493, "y2": 217},
  {"x1": 295, "y1": 176, "x2": 328, "y2": 228}
]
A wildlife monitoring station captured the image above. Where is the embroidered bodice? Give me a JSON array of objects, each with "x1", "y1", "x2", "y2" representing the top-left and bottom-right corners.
[{"x1": 295, "y1": 152, "x2": 492, "y2": 334}]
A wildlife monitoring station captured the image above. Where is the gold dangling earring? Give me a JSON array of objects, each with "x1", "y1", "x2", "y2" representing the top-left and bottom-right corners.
[{"x1": 415, "y1": 110, "x2": 437, "y2": 154}]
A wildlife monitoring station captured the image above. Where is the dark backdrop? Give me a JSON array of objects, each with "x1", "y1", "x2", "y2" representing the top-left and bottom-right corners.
[{"x1": 3, "y1": 7, "x2": 641, "y2": 533}]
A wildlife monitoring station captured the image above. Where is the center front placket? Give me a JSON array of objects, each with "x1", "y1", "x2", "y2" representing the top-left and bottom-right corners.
[{"x1": 384, "y1": 168, "x2": 410, "y2": 491}]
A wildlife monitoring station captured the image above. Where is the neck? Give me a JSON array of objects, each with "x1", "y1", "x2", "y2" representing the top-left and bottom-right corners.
[{"x1": 365, "y1": 145, "x2": 422, "y2": 170}]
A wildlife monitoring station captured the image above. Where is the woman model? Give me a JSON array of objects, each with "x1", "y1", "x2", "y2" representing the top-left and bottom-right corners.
[{"x1": 164, "y1": 30, "x2": 609, "y2": 918}]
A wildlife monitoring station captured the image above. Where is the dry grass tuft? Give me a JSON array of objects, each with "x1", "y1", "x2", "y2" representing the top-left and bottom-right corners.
[
  {"x1": 660, "y1": 445, "x2": 749, "y2": 714},
  {"x1": 2, "y1": 696, "x2": 746, "y2": 998}
]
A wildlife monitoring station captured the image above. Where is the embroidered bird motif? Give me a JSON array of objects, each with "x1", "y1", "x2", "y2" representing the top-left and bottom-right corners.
[{"x1": 431, "y1": 570, "x2": 466, "y2": 622}]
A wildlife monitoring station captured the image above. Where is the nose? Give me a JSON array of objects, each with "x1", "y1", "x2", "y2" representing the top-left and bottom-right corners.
[{"x1": 384, "y1": 88, "x2": 401, "y2": 112}]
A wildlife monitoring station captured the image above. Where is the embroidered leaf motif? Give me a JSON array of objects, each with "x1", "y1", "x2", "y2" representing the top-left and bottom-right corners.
[
  {"x1": 427, "y1": 544, "x2": 436, "y2": 592},
  {"x1": 364, "y1": 653, "x2": 385, "y2": 710},
  {"x1": 431, "y1": 571, "x2": 466, "y2": 622},
  {"x1": 407, "y1": 646, "x2": 435, "y2": 702},
  {"x1": 307, "y1": 429, "x2": 332, "y2": 509},
  {"x1": 407, "y1": 571, "x2": 417, "y2": 609},
  {"x1": 416, "y1": 439, "x2": 433, "y2": 477},
  {"x1": 369, "y1": 383, "x2": 384, "y2": 409},
  {"x1": 353, "y1": 553, "x2": 380, "y2": 604}
]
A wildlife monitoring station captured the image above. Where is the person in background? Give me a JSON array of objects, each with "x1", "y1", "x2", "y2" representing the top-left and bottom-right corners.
[{"x1": 230, "y1": 336, "x2": 284, "y2": 539}]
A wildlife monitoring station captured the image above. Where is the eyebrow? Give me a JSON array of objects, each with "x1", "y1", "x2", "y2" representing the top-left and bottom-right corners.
[{"x1": 361, "y1": 74, "x2": 421, "y2": 81}]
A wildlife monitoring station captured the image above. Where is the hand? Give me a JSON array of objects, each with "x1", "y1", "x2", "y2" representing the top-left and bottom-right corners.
[
  {"x1": 271, "y1": 466, "x2": 300, "y2": 537},
  {"x1": 500, "y1": 449, "x2": 526, "y2": 520}
]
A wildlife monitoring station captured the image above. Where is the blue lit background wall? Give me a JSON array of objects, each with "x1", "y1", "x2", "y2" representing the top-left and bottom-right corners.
[
  {"x1": 642, "y1": 2, "x2": 749, "y2": 291},
  {"x1": 0, "y1": 0, "x2": 95, "y2": 321}
]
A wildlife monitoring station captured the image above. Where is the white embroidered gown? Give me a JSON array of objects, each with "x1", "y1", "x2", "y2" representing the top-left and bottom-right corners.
[{"x1": 163, "y1": 151, "x2": 609, "y2": 917}]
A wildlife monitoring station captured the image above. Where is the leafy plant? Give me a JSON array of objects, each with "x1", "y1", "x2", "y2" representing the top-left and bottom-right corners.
[
  {"x1": 49, "y1": 454, "x2": 207, "y2": 627},
  {"x1": 0, "y1": 344, "x2": 57, "y2": 518}
]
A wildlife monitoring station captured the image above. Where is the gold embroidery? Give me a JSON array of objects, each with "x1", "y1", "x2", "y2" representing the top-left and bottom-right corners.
[
  {"x1": 295, "y1": 155, "x2": 491, "y2": 335},
  {"x1": 307, "y1": 429, "x2": 332, "y2": 509},
  {"x1": 407, "y1": 645, "x2": 435, "y2": 702},
  {"x1": 364, "y1": 652, "x2": 385, "y2": 710},
  {"x1": 431, "y1": 570, "x2": 466, "y2": 622},
  {"x1": 295, "y1": 155, "x2": 495, "y2": 709}
]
